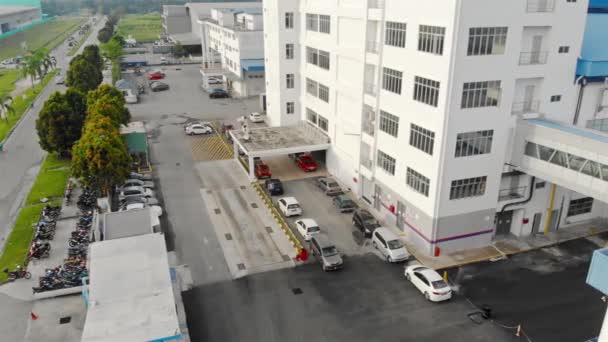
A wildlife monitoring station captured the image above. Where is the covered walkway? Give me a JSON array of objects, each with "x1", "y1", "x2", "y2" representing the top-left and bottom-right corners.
[{"x1": 512, "y1": 118, "x2": 608, "y2": 202}]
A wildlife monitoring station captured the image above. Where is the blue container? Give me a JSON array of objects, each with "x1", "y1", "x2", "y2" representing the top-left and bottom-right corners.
[{"x1": 587, "y1": 248, "x2": 608, "y2": 295}]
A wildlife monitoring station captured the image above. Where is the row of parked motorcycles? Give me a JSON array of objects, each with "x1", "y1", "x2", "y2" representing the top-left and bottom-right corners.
[
  {"x1": 32, "y1": 188, "x2": 97, "y2": 293},
  {"x1": 27, "y1": 205, "x2": 62, "y2": 260}
]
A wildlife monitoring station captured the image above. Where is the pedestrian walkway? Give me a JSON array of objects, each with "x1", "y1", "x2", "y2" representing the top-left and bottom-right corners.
[
  {"x1": 196, "y1": 159, "x2": 296, "y2": 278},
  {"x1": 189, "y1": 134, "x2": 233, "y2": 162},
  {"x1": 402, "y1": 219, "x2": 608, "y2": 270}
]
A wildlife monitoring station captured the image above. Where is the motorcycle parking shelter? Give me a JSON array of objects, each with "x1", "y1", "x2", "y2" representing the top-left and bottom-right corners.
[{"x1": 229, "y1": 122, "x2": 331, "y2": 180}]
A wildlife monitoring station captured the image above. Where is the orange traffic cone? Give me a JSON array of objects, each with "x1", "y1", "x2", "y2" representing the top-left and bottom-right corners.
[{"x1": 30, "y1": 311, "x2": 38, "y2": 320}]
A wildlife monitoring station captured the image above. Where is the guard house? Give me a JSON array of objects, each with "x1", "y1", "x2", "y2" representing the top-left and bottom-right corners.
[
  {"x1": 587, "y1": 247, "x2": 608, "y2": 341},
  {"x1": 120, "y1": 121, "x2": 151, "y2": 173}
]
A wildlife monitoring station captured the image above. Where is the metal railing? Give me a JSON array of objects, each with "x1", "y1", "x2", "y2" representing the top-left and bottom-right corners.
[
  {"x1": 366, "y1": 40, "x2": 380, "y2": 54},
  {"x1": 362, "y1": 118, "x2": 375, "y2": 136},
  {"x1": 512, "y1": 100, "x2": 540, "y2": 115},
  {"x1": 519, "y1": 51, "x2": 548, "y2": 65},
  {"x1": 364, "y1": 83, "x2": 377, "y2": 96},
  {"x1": 368, "y1": 0, "x2": 385, "y2": 8},
  {"x1": 498, "y1": 186, "x2": 528, "y2": 201},
  {"x1": 526, "y1": 0, "x2": 555, "y2": 13}
]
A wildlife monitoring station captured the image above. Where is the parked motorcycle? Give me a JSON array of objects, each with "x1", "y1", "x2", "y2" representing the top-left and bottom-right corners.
[{"x1": 3, "y1": 266, "x2": 31, "y2": 281}]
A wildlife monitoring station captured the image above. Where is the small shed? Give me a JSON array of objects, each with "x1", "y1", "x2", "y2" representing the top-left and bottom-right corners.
[{"x1": 120, "y1": 122, "x2": 151, "y2": 173}]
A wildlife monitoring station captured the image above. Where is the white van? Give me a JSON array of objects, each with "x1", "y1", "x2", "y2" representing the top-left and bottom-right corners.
[
  {"x1": 372, "y1": 227, "x2": 410, "y2": 263},
  {"x1": 121, "y1": 89, "x2": 138, "y2": 104}
]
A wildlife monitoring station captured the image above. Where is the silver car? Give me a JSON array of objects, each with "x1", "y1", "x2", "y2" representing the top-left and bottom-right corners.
[
  {"x1": 121, "y1": 178, "x2": 155, "y2": 189},
  {"x1": 316, "y1": 177, "x2": 343, "y2": 196},
  {"x1": 310, "y1": 235, "x2": 343, "y2": 271},
  {"x1": 118, "y1": 186, "x2": 155, "y2": 202}
]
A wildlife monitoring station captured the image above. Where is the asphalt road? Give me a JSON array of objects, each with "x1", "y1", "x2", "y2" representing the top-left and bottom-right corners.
[
  {"x1": 0, "y1": 16, "x2": 102, "y2": 342},
  {"x1": 183, "y1": 253, "x2": 517, "y2": 342},
  {"x1": 127, "y1": 64, "x2": 260, "y2": 285},
  {"x1": 450, "y1": 234, "x2": 608, "y2": 342}
]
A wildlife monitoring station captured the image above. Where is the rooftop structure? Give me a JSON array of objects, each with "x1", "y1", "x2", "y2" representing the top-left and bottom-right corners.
[
  {"x1": 81, "y1": 233, "x2": 182, "y2": 342},
  {"x1": 101, "y1": 207, "x2": 156, "y2": 241}
]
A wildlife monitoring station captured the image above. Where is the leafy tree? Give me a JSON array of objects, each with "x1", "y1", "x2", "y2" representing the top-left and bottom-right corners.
[
  {"x1": 66, "y1": 55, "x2": 103, "y2": 93},
  {"x1": 42, "y1": 54, "x2": 56, "y2": 76},
  {"x1": 20, "y1": 49, "x2": 47, "y2": 86},
  {"x1": 97, "y1": 27, "x2": 112, "y2": 43},
  {"x1": 83, "y1": 45, "x2": 104, "y2": 72},
  {"x1": 36, "y1": 89, "x2": 87, "y2": 158},
  {"x1": 172, "y1": 42, "x2": 186, "y2": 58},
  {"x1": 71, "y1": 115, "x2": 131, "y2": 194},
  {"x1": 111, "y1": 34, "x2": 126, "y2": 46},
  {"x1": 100, "y1": 38, "x2": 123, "y2": 62},
  {"x1": 87, "y1": 94, "x2": 131, "y2": 127},
  {"x1": 0, "y1": 95, "x2": 15, "y2": 121},
  {"x1": 87, "y1": 84, "x2": 125, "y2": 107}
]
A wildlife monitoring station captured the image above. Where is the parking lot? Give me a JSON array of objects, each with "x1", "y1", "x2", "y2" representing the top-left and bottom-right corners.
[
  {"x1": 278, "y1": 176, "x2": 374, "y2": 258},
  {"x1": 183, "y1": 253, "x2": 518, "y2": 342}
]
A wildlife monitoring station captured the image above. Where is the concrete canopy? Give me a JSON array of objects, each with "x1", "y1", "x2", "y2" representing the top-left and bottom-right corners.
[{"x1": 229, "y1": 122, "x2": 331, "y2": 158}]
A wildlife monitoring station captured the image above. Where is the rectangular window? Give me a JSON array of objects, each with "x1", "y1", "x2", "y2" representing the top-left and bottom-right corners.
[
  {"x1": 306, "y1": 47, "x2": 330, "y2": 70},
  {"x1": 450, "y1": 176, "x2": 487, "y2": 200},
  {"x1": 286, "y1": 102, "x2": 295, "y2": 114},
  {"x1": 306, "y1": 108, "x2": 318, "y2": 124},
  {"x1": 379, "y1": 110, "x2": 399, "y2": 137},
  {"x1": 413, "y1": 76, "x2": 440, "y2": 107},
  {"x1": 455, "y1": 130, "x2": 493, "y2": 157},
  {"x1": 467, "y1": 27, "x2": 508, "y2": 56},
  {"x1": 306, "y1": 14, "x2": 318, "y2": 31},
  {"x1": 418, "y1": 25, "x2": 445, "y2": 55},
  {"x1": 318, "y1": 115, "x2": 328, "y2": 131},
  {"x1": 377, "y1": 150, "x2": 396, "y2": 175},
  {"x1": 318, "y1": 84, "x2": 329, "y2": 102},
  {"x1": 409, "y1": 124, "x2": 435, "y2": 155},
  {"x1": 285, "y1": 12, "x2": 294, "y2": 29},
  {"x1": 550, "y1": 95, "x2": 562, "y2": 102},
  {"x1": 319, "y1": 15, "x2": 331, "y2": 34},
  {"x1": 385, "y1": 21, "x2": 407, "y2": 48},
  {"x1": 286, "y1": 74, "x2": 295, "y2": 89},
  {"x1": 306, "y1": 78, "x2": 318, "y2": 96},
  {"x1": 461, "y1": 81, "x2": 501, "y2": 108},
  {"x1": 382, "y1": 67, "x2": 403, "y2": 94},
  {"x1": 406, "y1": 167, "x2": 430, "y2": 196},
  {"x1": 558, "y1": 46, "x2": 570, "y2": 53},
  {"x1": 567, "y1": 197, "x2": 593, "y2": 216},
  {"x1": 286, "y1": 44, "x2": 294, "y2": 59}
]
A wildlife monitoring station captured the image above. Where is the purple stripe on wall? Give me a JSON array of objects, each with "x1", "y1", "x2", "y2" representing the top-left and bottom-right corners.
[{"x1": 403, "y1": 220, "x2": 494, "y2": 244}]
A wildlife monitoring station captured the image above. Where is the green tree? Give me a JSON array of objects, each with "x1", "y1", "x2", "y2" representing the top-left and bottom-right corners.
[
  {"x1": 20, "y1": 50, "x2": 45, "y2": 87},
  {"x1": 0, "y1": 95, "x2": 15, "y2": 121},
  {"x1": 87, "y1": 94, "x2": 131, "y2": 126},
  {"x1": 82, "y1": 45, "x2": 104, "y2": 72},
  {"x1": 100, "y1": 38, "x2": 123, "y2": 62},
  {"x1": 35, "y1": 89, "x2": 87, "y2": 158},
  {"x1": 71, "y1": 116, "x2": 131, "y2": 194},
  {"x1": 111, "y1": 34, "x2": 126, "y2": 46},
  {"x1": 172, "y1": 42, "x2": 186, "y2": 58},
  {"x1": 66, "y1": 55, "x2": 103, "y2": 93},
  {"x1": 97, "y1": 27, "x2": 113, "y2": 43}
]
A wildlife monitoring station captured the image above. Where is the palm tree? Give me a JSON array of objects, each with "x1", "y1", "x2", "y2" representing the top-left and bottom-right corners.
[
  {"x1": 42, "y1": 55, "x2": 56, "y2": 75},
  {"x1": 0, "y1": 96, "x2": 15, "y2": 121}
]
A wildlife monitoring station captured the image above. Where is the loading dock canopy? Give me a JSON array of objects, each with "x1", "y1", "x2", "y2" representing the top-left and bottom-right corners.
[{"x1": 230, "y1": 122, "x2": 331, "y2": 158}]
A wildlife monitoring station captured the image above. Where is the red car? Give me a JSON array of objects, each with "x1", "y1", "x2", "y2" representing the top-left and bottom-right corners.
[
  {"x1": 148, "y1": 72, "x2": 165, "y2": 80},
  {"x1": 296, "y1": 154, "x2": 317, "y2": 172},
  {"x1": 254, "y1": 159, "x2": 272, "y2": 179}
]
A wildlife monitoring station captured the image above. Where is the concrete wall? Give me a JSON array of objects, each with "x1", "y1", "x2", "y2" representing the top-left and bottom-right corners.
[{"x1": 0, "y1": 7, "x2": 40, "y2": 33}]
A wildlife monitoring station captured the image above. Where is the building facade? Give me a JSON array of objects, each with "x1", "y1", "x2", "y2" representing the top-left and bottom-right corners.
[
  {"x1": 0, "y1": 5, "x2": 41, "y2": 34},
  {"x1": 264, "y1": 0, "x2": 608, "y2": 255},
  {"x1": 201, "y1": 8, "x2": 266, "y2": 97}
]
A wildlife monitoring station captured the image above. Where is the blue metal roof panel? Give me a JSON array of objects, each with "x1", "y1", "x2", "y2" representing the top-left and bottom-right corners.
[
  {"x1": 241, "y1": 59, "x2": 265, "y2": 71},
  {"x1": 577, "y1": 12, "x2": 608, "y2": 77},
  {"x1": 528, "y1": 118, "x2": 608, "y2": 144}
]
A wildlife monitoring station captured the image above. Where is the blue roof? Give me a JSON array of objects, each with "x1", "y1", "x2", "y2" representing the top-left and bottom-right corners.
[
  {"x1": 528, "y1": 118, "x2": 608, "y2": 144},
  {"x1": 241, "y1": 59, "x2": 264, "y2": 72},
  {"x1": 577, "y1": 8, "x2": 608, "y2": 78}
]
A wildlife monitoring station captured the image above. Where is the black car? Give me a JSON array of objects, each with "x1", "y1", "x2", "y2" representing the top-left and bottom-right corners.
[
  {"x1": 209, "y1": 89, "x2": 229, "y2": 99},
  {"x1": 333, "y1": 195, "x2": 357, "y2": 213},
  {"x1": 264, "y1": 178, "x2": 284, "y2": 196},
  {"x1": 352, "y1": 209, "x2": 380, "y2": 237}
]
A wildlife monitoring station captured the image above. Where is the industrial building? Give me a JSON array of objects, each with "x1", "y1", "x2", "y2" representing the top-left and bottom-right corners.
[
  {"x1": 263, "y1": 0, "x2": 608, "y2": 255},
  {"x1": 0, "y1": 5, "x2": 41, "y2": 34}
]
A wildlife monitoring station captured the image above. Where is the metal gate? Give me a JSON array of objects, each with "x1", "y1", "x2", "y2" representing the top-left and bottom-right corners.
[{"x1": 495, "y1": 211, "x2": 513, "y2": 236}]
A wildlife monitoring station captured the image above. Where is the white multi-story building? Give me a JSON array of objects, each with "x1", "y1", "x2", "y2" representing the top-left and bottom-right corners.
[
  {"x1": 0, "y1": 5, "x2": 41, "y2": 34},
  {"x1": 264, "y1": 0, "x2": 608, "y2": 256},
  {"x1": 200, "y1": 8, "x2": 266, "y2": 97}
]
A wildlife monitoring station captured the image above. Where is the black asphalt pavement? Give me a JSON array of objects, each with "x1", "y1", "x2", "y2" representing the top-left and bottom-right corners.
[
  {"x1": 450, "y1": 234, "x2": 608, "y2": 342},
  {"x1": 183, "y1": 254, "x2": 516, "y2": 342}
]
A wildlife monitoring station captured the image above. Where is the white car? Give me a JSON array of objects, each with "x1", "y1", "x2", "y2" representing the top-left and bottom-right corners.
[
  {"x1": 372, "y1": 227, "x2": 411, "y2": 263},
  {"x1": 121, "y1": 178, "x2": 154, "y2": 189},
  {"x1": 118, "y1": 186, "x2": 155, "y2": 201},
  {"x1": 207, "y1": 77, "x2": 223, "y2": 85},
  {"x1": 55, "y1": 76, "x2": 65, "y2": 85},
  {"x1": 186, "y1": 123, "x2": 213, "y2": 135},
  {"x1": 277, "y1": 197, "x2": 302, "y2": 217},
  {"x1": 249, "y1": 112, "x2": 264, "y2": 123},
  {"x1": 295, "y1": 218, "x2": 320, "y2": 241},
  {"x1": 404, "y1": 265, "x2": 452, "y2": 302}
]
